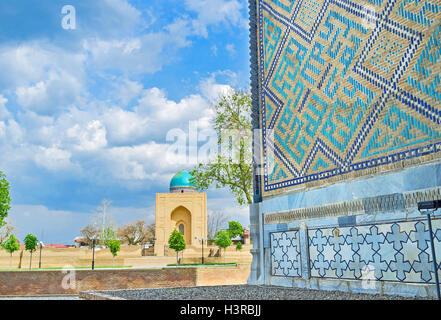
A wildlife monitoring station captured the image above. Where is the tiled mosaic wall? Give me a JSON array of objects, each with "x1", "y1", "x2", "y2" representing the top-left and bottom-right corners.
[
  {"x1": 270, "y1": 230, "x2": 302, "y2": 276},
  {"x1": 254, "y1": 0, "x2": 441, "y2": 195},
  {"x1": 270, "y1": 218, "x2": 441, "y2": 283}
]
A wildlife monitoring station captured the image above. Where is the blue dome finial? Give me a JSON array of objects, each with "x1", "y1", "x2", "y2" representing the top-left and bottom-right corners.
[{"x1": 170, "y1": 170, "x2": 196, "y2": 193}]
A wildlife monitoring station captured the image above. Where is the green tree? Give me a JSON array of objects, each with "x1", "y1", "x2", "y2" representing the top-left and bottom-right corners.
[
  {"x1": 2, "y1": 234, "x2": 20, "y2": 268},
  {"x1": 0, "y1": 171, "x2": 12, "y2": 228},
  {"x1": 24, "y1": 233, "x2": 38, "y2": 270},
  {"x1": 227, "y1": 221, "x2": 244, "y2": 239},
  {"x1": 108, "y1": 240, "x2": 121, "y2": 266},
  {"x1": 214, "y1": 230, "x2": 232, "y2": 263},
  {"x1": 235, "y1": 241, "x2": 243, "y2": 251},
  {"x1": 190, "y1": 91, "x2": 253, "y2": 206},
  {"x1": 101, "y1": 226, "x2": 116, "y2": 248},
  {"x1": 168, "y1": 229, "x2": 186, "y2": 267}
]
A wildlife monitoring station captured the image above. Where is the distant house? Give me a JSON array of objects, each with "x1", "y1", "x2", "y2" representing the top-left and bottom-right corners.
[
  {"x1": 74, "y1": 236, "x2": 88, "y2": 247},
  {"x1": 44, "y1": 244, "x2": 76, "y2": 248}
]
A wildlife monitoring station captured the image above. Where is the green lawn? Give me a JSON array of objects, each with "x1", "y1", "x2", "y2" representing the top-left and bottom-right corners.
[{"x1": 166, "y1": 263, "x2": 237, "y2": 267}]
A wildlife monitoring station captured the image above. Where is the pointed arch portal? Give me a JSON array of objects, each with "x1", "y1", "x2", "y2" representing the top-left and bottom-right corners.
[{"x1": 170, "y1": 206, "x2": 192, "y2": 245}]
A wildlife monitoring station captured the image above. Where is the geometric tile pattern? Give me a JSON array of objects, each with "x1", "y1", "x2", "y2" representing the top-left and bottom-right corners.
[
  {"x1": 256, "y1": 0, "x2": 441, "y2": 194},
  {"x1": 270, "y1": 230, "x2": 302, "y2": 277},
  {"x1": 308, "y1": 218, "x2": 441, "y2": 283}
]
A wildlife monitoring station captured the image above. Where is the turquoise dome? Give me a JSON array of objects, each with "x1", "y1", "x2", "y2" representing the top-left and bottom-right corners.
[{"x1": 170, "y1": 170, "x2": 196, "y2": 190}]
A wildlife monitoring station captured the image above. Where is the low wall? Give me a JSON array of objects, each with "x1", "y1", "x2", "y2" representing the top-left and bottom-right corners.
[
  {"x1": 0, "y1": 264, "x2": 251, "y2": 297},
  {"x1": 196, "y1": 264, "x2": 251, "y2": 286}
]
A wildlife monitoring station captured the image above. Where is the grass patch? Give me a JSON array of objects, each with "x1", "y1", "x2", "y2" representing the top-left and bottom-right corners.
[{"x1": 166, "y1": 263, "x2": 237, "y2": 267}]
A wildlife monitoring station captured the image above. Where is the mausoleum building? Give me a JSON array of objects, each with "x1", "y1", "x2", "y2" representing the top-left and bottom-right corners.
[{"x1": 154, "y1": 170, "x2": 207, "y2": 256}]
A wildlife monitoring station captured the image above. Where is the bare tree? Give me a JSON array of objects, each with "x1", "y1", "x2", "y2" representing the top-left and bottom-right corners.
[
  {"x1": 92, "y1": 199, "x2": 113, "y2": 235},
  {"x1": 117, "y1": 220, "x2": 155, "y2": 245},
  {"x1": 207, "y1": 211, "x2": 230, "y2": 240},
  {"x1": 80, "y1": 224, "x2": 100, "y2": 247},
  {"x1": 0, "y1": 219, "x2": 17, "y2": 243}
]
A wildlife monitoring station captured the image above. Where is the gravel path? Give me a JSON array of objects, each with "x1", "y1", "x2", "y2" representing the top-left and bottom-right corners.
[
  {"x1": 0, "y1": 296, "x2": 79, "y2": 300},
  {"x1": 96, "y1": 285, "x2": 430, "y2": 300}
]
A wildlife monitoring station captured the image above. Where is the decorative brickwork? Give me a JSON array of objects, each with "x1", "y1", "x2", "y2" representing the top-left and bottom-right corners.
[
  {"x1": 306, "y1": 218, "x2": 441, "y2": 283},
  {"x1": 270, "y1": 230, "x2": 302, "y2": 276},
  {"x1": 269, "y1": 216, "x2": 441, "y2": 284},
  {"x1": 253, "y1": 0, "x2": 441, "y2": 196},
  {"x1": 264, "y1": 186, "x2": 441, "y2": 224}
]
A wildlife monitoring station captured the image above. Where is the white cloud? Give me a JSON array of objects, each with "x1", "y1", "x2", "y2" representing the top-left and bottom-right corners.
[
  {"x1": 199, "y1": 73, "x2": 234, "y2": 102},
  {"x1": 0, "y1": 121, "x2": 5, "y2": 139},
  {"x1": 112, "y1": 78, "x2": 143, "y2": 106},
  {"x1": 185, "y1": 0, "x2": 246, "y2": 37},
  {"x1": 0, "y1": 119, "x2": 25, "y2": 146},
  {"x1": 83, "y1": 19, "x2": 192, "y2": 75},
  {"x1": 0, "y1": 95, "x2": 10, "y2": 120},
  {"x1": 66, "y1": 120, "x2": 108, "y2": 152},
  {"x1": 86, "y1": 0, "x2": 144, "y2": 39},
  {"x1": 103, "y1": 0, "x2": 142, "y2": 23},
  {"x1": 103, "y1": 142, "x2": 174, "y2": 180},
  {"x1": 101, "y1": 107, "x2": 150, "y2": 145},
  {"x1": 136, "y1": 87, "x2": 209, "y2": 122},
  {"x1": 0, "y1": 73, "x2": 235, "y2": 183},
  {"x1": 0, "y1": 44, "x2": 86, "y2": 115},
  {"x1": 34, "y1": 146, "x2": 74, "y2": 172},
  {"x1": 226, "y1": 43, "x2": 236, "y2": 56},
  {"x1": 0, "y1": 43, "x2": 85, "y2": 88}
]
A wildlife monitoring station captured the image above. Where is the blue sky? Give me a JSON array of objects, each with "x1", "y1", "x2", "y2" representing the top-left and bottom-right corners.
[{"x1": 0, "y1": 0, "x2": 251, "y2": 244}]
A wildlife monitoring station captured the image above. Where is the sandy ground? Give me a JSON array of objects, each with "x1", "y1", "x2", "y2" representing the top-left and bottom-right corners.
[
  {"x1": 0, "y1": 244, "x2": 252, "y2": 269},
  {"x1": 0, "y1": 245, "x2": 142, "y2": 269}
]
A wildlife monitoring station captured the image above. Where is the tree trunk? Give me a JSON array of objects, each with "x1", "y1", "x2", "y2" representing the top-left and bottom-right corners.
[
  {"x1": 112, "y1": 255, "x2": 115, "y2": 267},
  {"x1": 176, "y1": 251, "x2": 178, "y2": 268},
  {"x1": 18, "y1": 250, "x2": 23, "y2": 269},
  {"x1": 9, "y1": 253, "x2": 12, "y2": 269},
  {"x1": 29, "y1": 252, "x2": 32, "y2": 270}
]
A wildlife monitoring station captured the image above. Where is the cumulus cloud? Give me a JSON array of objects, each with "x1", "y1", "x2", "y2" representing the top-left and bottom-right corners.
[
  {"x1": 0, "y1": 0, "x2": 250, "y2": 243},
  {"x1": 103, "y1": 143, "x2": 175, "y2": 180},
  {"x1": 101, "y1": 107, "x2": 150, "y2": 145},
  {"x1": 34, "y1": 146, "x2": 74, "y2": 172},
  {"x1": 199, "y1": 72, "x2": 236, "y2": 102},
  {"x1": 185, "y1": 0, "x2": 247, "y2": 37},
  {"x1": 66, "y1": 120, "x2": 108, "y2": 152},
  {"x1": 0, "y1": 43, "x2": 86, "y2": 115},
  {"x1": 78, "y1": 0, "x2": 144, "y2": 39},
  {"x1": 0, "y1": 95, "x2": 10, "y2": 120},
  {"x1": 83, "y1": 19, "x2": 192, "y2": 75},
  {"x1": 136, "y1": 87, "x2": 209, "y2": 122},
  {"x1": 0, "y1": 74, "x2": 235, "y2": 190},
  {"x1": 112, "y1": 78, "x2": 143, "y2": 106}
]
